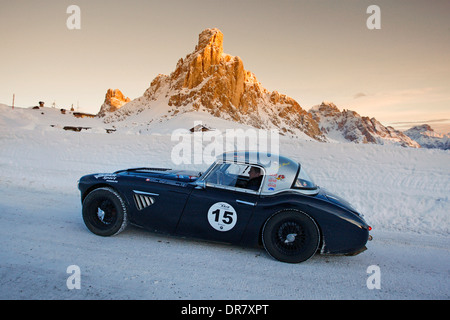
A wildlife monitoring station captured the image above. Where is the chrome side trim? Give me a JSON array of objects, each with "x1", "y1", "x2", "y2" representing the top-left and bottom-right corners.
[
  {"x1": 236, "y1": 199, "x2": 256, "y2": 206},
  {"x1": 132, "y1": 190, "x2": 159, "y2": 197}
]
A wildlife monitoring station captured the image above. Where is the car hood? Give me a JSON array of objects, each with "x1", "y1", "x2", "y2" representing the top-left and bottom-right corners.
[{"x1": 115, "y1": 168, "x2": 202, "y2": 182}]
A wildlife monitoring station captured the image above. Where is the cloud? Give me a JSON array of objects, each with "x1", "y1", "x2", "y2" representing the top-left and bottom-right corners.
[
  {"x1": 353, "y1": 92, "x2": 367, "y2": 99},
  {"x1": 391, "y1": 119, "x2": 450, "y2": 125}
]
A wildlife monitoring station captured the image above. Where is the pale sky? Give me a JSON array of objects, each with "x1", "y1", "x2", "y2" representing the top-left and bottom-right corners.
[{"x1": 1, "y1": 0, "x2": 449, "y2": 133}]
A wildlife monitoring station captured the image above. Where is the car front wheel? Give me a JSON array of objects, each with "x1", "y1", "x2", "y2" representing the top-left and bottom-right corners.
[
  {"x1": 262, "y1": 210, "x2": 320, "y2": 263},
  {"x1": 82, "y1": 187, "x2": 128, "y2": 236}
]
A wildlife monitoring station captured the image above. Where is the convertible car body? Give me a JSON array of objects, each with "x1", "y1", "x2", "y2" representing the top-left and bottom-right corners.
[{"x1": 78, "y1": 152, "x2": 371, "y2": 263}]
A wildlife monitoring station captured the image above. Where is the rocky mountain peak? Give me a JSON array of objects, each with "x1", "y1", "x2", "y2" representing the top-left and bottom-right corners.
[
  {"x1": 97, "y1": 89, "x2": 130, "y2": 117},
  {"x1": 196, "y1": 28, "x2": 224, "y2": 53},
  {"x1": 310, "y1": 101, "x2": 340, "y2": 116},
  {"x1": 98, "y1": 29, "x2": 429, "y2": 148},
  {"x1": 405, "y1": 124, "x2": 433, "y2": 134},
  {"x1": 109, "y1": 28, "x2": 325, "y2": 141},
  {"x1": 310, "y1": 102, "x2": 420, "y2": 148},
  {"x1": 404, "y1": 124, "x2": 450, "y2": 150}
]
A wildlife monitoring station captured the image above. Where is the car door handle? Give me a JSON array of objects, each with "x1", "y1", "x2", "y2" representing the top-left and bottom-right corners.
[{"x1": 236, "y1": 200, "x2": 256, "y2": 206}]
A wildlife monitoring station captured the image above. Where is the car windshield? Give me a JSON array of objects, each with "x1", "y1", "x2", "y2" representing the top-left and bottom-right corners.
[
  {"x1": 204, "y1": 162, "x2": 263, "y2": 192},
  {"x1": 293, "y1": 165, "x2": 317, "y2": 190}
]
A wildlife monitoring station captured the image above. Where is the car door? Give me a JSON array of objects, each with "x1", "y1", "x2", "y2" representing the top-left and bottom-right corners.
[{"x1": 175, "y1": 163, "x2": 263, "y2": 244}]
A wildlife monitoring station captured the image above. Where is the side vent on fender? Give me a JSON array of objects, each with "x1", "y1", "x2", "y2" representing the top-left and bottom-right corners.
[{"x1": 133, "y1": 193, "x2": 155, "y2": 211}]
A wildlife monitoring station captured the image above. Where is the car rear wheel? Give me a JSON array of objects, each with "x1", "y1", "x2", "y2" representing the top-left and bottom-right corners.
[
  {"x1": 262, "y1": 210, "x2": 320, "y2": 263},
  {"x1": 82, "y1": 187, "x2": 128, "y2": 236}
]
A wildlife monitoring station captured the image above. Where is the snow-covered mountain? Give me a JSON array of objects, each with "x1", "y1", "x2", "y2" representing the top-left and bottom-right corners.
[
  {"x1": 96, "y1": 28, "x2": 429, "y2": 149},
  {"x1": 3, "y1": 30, "x2": 445, "y2": 150},
  {"x1": 100, "y1": 28, "x2": 325, "y2": 141},
  {"x1": 404, "y1": 124, "x2": 450, "y2": 150},
  {"x1": 309, "y1": 101, "x2": 420, "y2": 148}
]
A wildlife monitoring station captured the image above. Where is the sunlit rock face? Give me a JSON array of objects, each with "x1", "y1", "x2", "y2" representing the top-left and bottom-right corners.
[
  {"x1": 98, "y1": 89, "x2": 130, "y2": 117},
  {"x1": 140, "y1": 28, "x2": 325, "y2": 141}
]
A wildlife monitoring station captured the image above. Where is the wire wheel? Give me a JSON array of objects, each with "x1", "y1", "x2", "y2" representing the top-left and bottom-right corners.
[
  {"x1": 262, "y1": 210, "x2": 320, "y2": 263},
  {"x1": 82, "y1": 187, "x2": 128, "y2": 236},
  {"x1": 94, "y1": 199, "x2": 117, "y2": 226},
  {"x1": 274, "y1": 221, "x2": 307, "y2": 255}
]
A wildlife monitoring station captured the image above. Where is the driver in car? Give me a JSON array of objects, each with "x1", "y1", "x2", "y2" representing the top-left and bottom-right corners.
[{"x1": 246, "y1": 166, "x2": 263, "y2": 191}]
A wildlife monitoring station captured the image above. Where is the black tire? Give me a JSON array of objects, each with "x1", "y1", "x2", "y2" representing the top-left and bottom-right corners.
[
  {"x1": 262, "y1": 210, "x2": 320, "y2": 263},
  {"x1": 82, "y1": 187, "x2": 128, "y2": 236}
]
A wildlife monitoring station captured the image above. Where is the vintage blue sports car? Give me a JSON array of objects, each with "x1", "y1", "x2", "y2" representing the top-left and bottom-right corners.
[{"x1": 78, "y1": 152, "x2": 371, "y2": 263}]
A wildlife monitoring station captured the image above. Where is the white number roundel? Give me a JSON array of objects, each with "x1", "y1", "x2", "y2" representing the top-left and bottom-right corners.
[{"x1": 207, "y1": 202, "x2": 237, "y2": 232}]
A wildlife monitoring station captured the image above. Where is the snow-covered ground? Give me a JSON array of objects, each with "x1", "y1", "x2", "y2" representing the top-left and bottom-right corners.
[{"x1": 0, "y1": 105, "x2": 449, "y2": 299}]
